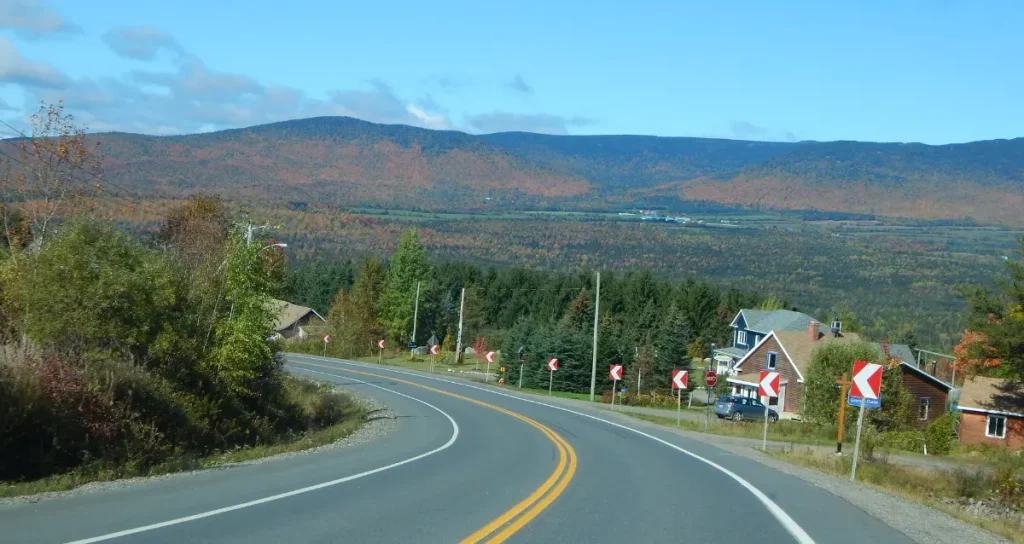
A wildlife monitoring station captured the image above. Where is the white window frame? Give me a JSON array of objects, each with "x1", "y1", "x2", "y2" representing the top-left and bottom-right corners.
[
  {"x1": 986, "y1": 415, "x2": 1007, "y2": 439},
  {"x1": 737, "y1": 330, "x2": 748, "y2": 346},
  {"x1": 918, "y1": 397, "x2": 930, "y2": 421},
  {"x1": 766, "y1": 351, "x2": 777, "y2": 370}
]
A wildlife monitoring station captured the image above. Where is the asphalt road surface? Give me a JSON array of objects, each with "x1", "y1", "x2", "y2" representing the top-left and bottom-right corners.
[{"x1": 1, "y1": 355, "x2": 915, "y2": 544}]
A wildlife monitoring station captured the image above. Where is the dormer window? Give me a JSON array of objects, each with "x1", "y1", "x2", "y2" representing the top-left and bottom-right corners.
[{"x1": 737, "y1": 331, "x2": 748, "y2": 346}]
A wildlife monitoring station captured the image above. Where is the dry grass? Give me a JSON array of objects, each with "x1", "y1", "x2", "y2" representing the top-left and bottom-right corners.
[{"x1": 772, "y1": 447, "x2": 1024, "y2": 542}]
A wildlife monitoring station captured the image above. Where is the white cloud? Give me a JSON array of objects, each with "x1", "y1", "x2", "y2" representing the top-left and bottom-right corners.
[
  {"x1": 0, "y1": 0, "x2": 79, "y2": 39},
  {"x1": 406, "y1": 104, "x2": 450, "y2": 130},
  {"x1": 0, "y1": 36, "x2": 68, "y2": 88},
  {"x1": 102, "y1": 26, "x2": 183, "y2": 61}
]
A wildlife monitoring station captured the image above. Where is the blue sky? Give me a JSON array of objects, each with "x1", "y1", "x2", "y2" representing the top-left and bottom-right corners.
[{"x1": 0, "y1": 0, "x2": 1020, "y2": 143}]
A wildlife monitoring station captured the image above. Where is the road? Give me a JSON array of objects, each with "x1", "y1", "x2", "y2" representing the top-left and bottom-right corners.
[{"x1": 0, "y1": 355, "x2": 916, "y2": 543}]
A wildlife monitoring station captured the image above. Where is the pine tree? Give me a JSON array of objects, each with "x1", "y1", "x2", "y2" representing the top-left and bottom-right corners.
[{"x1": 378, "y1": 229, "x2": 429, "y2": 343}]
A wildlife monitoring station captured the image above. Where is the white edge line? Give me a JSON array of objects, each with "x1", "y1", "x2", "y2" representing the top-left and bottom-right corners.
[
  {"x1": 65, "y1": 370, "x2": 460, "y2": 544},
  {"x1": 291, "y1": 355, "x2": 816, "y2": 544}
]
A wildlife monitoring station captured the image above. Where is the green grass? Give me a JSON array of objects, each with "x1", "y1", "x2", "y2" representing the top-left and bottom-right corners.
[{"x1": 622, "y1": 411, "x2": 844, "y2": 447}]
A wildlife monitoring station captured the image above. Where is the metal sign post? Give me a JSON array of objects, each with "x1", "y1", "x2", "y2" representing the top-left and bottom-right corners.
[
  {"x1": 851, "y1": 396, "x2": 867, "y2": 481},
  {"x1": 676, "y1": 386, "x2": 682, "y2": 426},
  {"x1": 519, "y1": 363, "x2": 524, "y2": 389},
  {"x1": 548, "y1": 368, "x2": 554, "y2": 396}
]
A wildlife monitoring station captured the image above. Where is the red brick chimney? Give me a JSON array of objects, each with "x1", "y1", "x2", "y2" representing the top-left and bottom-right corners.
[{"x1": 808, "y1": 321, "x2": 820, "y2": 341}]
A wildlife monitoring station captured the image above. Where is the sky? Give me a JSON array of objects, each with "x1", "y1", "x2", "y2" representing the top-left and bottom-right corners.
[{"x1": 0, "y1": 0, "x2": 1020, "y2": 144}]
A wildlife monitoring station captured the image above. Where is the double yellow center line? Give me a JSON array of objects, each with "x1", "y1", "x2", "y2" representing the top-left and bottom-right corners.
[{"x1": 290, "y1": 360, "x2": 577, "y2": 543}]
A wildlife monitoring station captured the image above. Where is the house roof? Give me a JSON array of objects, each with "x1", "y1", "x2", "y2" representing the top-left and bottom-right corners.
[
  {"x1": 736, "y1": 329, "x2": 861, "y2": 381},
  {"x1": 958, "y1": 377, "x2": 1024, "y2": 417},
  {"x1": 871, "y1": 342, "x2": 916, "y2": 365},
  {"x1": 269, "y1": 298, "x2": 325, "y2": 332},
  {"x1": 773, "y1": 329, "x2": 861, "y2": 377},
  {"x1": 899, "y1": 362, "x2": 953, "y2": 392},
  {"x1": 731, "y1": 309, "x2": 816, "y2": 334},
  {"x1": 716, "y1": 346, "x2": 748, "y2": 359}
]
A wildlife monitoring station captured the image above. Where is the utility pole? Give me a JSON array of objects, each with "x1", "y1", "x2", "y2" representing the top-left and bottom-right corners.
[
  {"x1": 589, "y1": 271, "x2": 601, "y2": 402},
  {"x1": 411, "y1": 281, "x2": 420, "y2": 349},
  {"x1": 835, "y1": 372, "x2": 850, "y2": 454},
  {"x1": 455, "y1": 287, "x2": 466, "y2": 365}
]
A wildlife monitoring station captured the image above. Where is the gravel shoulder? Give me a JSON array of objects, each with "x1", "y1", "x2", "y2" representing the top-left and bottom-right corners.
[{"x1": 0, "y1": 385, "x2": 397, "y2": 507}]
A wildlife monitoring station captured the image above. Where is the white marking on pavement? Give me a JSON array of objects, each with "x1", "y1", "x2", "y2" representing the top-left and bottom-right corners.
[
  {"x1": 293, "y1": 355, "x2": 816, "y2": 544},
  {"x1": 65, "y1": 371, "x2": 460, "y2": 544}
]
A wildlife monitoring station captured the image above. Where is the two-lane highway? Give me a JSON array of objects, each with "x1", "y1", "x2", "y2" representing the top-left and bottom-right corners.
[{"x1": 1, "y1": 354, "x2": 915, "y2": 543}]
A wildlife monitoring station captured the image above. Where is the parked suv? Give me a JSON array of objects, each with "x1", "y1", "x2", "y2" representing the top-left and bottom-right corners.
[{"x1": 714, "y1": 395, "x2": 779, "y2": 422}]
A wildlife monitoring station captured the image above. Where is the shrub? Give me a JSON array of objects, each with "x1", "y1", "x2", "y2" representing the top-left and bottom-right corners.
[
  {"x1": 924, "y1": 412, "x2": 959, "y2": 455},
  {"x1": 952, "y1": 467, "x2": 993, "y2": 499}
]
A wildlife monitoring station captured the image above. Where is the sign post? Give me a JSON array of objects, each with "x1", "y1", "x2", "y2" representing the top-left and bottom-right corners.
[
  {"x1": 377, "y1": 339, "x2": 385, "y2": 364},
  {"x1": 322, "y1": 335, "x2": 330, "y2": 357},
  {"x1": 547, "y1": 358, "x2": 558, "y2": 396},
  {"x1": 835, "y1": 371, "x2": 850, "y2": 454},
  {"x1": 429, "y1": 344, "x2": 440, "y2": 373},
  {"x1": 609, "y1": 364, "x2": 623, "y2": 410},
  {"x1": 672, "y1": 369, "x2": 689, "y2": 426},
  {"x1": 518, "y1": 347, "x2": 526, "y2": 389},
  {"x1": 758, "y1": 371, "x2": 781, "y2": 451},
  {"x1": 704, "y1": 370, "x2": 717, "y2": 430},
  {"x1": 485, "y1": 351, "x2": 496, "y2": 383},
  {"x1": 848, "y1": 360, "x2": 883, "y2": 482}
]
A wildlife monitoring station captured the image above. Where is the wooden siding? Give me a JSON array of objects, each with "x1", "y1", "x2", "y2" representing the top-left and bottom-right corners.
[
  {"x1": 960, "y1": 412, "x2": 1024, "y2": 450},
  {"x1": 737, "y1": 334, "x2": 804, "y2": 413},
  {"x1": 901, "y1": 367, "x2": 949, "y2": 428}
]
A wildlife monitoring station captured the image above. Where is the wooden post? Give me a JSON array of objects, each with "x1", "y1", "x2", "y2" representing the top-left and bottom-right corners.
[{"x1": 836, "y1": 372, "x2": 850, "y2": 454}]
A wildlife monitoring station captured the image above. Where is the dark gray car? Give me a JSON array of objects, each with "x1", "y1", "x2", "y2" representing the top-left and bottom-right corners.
[{"x1": 714, "y1": 395, "x2": 779, "y2": 422}]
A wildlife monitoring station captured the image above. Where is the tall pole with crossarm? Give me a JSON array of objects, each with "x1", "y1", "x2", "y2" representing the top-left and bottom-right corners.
[{"x1": 589, "y1": 271, "x2": 601, "y2": 402}]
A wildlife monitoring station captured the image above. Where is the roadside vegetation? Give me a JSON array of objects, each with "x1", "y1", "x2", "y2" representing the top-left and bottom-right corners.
[{"x1": 0, "y1": 104, "x2": 363, "y2": 496}]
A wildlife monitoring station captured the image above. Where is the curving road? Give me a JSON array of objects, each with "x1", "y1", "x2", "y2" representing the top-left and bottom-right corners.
[{"x1": 0, "y1": 355, "x2": 915, "y2": 544}]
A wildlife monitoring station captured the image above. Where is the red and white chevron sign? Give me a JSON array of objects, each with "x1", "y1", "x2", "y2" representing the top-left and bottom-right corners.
[
  {"x1": 850, "y1": 361, "x2": 883, "y2": 399},
  {"x1": 758, "y1": 370, "x2": 780, "y2": 398},
  {"x1": 377, "y1": 339, "x2": 385, "y2": 349},
  {"x1": 609, "y1": 364, "x2": 623, "y2": 381},
  {"x1": 430, "y1": 344, "x2": 440, "y2": 355},
  {"x1": 672, "y1": 369, "x2": 688, "y2": 390},
  {"x1": 485, "y1": 351, "x2": 496, "y2": 363},
  {"x1": 323, "y1": 335, "x2": 331, "y2": 343},
  {"x1": 547, "y1": 358, "x2": 559, "y2": 371}
]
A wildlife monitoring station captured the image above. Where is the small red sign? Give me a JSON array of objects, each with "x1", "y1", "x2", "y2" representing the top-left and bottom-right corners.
[
  {"x1": 378, "y1": 339, "x2": 385, "y2": 349},
  {"x1": 485, "y1": 351, "x2": 496, "y2": 363},
  {"x1": 705, "y1": 370, "x2": 717, "y2": 387},
  {"x1": 323, "y1": 335, "x2": 331, "y2": 343},
  {"x1": 547, "y1": 358, "x2": 559, "y2": 371},
  {"x1": 609, "y1": 364, "x2": 623, "y2": 381},
  {"x1": 430, "y1": 344, "x2": 440, "y2": 355},
  {"x1": 758, "y1": 370, "x2": 780, "y2": 398}
]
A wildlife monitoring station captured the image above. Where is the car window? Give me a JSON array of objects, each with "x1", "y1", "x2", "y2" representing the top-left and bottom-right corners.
[{"x1": 750, "y1": 400, "x2": 763, "y2": 408}]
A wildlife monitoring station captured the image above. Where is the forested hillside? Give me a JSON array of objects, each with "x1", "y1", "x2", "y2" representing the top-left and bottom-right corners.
[{"x1": 30, "y1": 116, "x2": 1022, "y2": 226}]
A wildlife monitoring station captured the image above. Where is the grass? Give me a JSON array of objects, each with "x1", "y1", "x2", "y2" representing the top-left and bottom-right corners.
[
  {"x1": 769, "y1": 447, "x2": 1024, "y2": 543},
  {"x1": 622, "y1": 412, "x2": 844, "y2": 447},
  {"x1": 0, "y1": 379, "x2": 367, "y2": 499}
]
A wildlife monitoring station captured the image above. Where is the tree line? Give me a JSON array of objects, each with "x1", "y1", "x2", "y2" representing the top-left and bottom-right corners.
[{"x1": 288, "y1": 228, "x2": 773, "y2": 394}]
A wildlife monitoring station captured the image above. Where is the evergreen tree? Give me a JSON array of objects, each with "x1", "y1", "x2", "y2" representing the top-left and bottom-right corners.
[
  {"x1": 957, "y1": 238, "x2": 1024, "y2": 379},
  {"x1": 378, "y1": 229, "x2": 430, "y2": 344}
]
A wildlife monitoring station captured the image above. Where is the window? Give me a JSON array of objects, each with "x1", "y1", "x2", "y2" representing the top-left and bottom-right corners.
[
  {"x1": 766, "y1": 351, "x2": 777, "y2": 370},
  {"x1": 749, "y1": 399, "x2": 764, "y2": 408},
  {"x1": 737, "y1": 330, "x2": 747, "y2": 346},
  {"x1": 986, "y1": 416, "x2": 1007, "y2": 439},
  {"x1": 918, "y1": 398, "x2": 930, "y2": 421}
]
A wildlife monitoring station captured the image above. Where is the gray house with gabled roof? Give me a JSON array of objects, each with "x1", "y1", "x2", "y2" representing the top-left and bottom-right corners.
[{"x1": 714, "y1": 309, "x2": 818, "y2": 375}]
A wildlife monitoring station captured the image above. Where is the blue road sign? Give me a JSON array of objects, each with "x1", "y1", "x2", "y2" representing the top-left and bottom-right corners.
[{"x1": 848, "y1": 394, "x2": 881, "y2": 408}]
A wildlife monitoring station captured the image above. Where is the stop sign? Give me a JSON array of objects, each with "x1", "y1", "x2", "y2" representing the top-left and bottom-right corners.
[{"x1": 705, "y1": 370, "x2": 718, "y2": 387}]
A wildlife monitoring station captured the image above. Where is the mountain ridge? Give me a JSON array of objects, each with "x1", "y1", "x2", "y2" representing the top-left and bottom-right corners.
[{"x1": 64, "y1": 116, "x2": 1024, "y2": 226}]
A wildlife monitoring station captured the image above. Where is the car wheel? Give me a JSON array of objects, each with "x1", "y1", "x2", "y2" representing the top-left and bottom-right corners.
[
  {"x1": 732, "y1": 411, "x2": 743, "y2": 422},
  {"x1": 769, "y1": 414, "x2": 778, "y2": 423}
]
